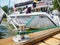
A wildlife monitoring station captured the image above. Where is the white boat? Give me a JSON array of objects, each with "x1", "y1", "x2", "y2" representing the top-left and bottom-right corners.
[
  {"x1": 0, "y1": 7, "x2": 60, "y2": 29},
  {"x1": 7, "y1": 12, "x2": 60, "y2": 29}
]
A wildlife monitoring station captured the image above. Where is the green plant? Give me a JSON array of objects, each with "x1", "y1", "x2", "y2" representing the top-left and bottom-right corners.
[
  {"x1": 2, "y1": 6, "x2": 8, "y2": 13},
  {"x1": 0, "y1": 32, "x2": 5, "y2": 39},
  {"x1": 53, "y1": 0, "x2": 60, "y2": 11}
]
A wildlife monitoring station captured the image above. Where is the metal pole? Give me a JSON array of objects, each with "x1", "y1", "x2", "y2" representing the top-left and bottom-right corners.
[
  {"x1": 46, "y1": 2, "x2": 48, "y2": 13},
  {"x1": 46, "y1": 0, "x2": 51, "y2": 14},
  {"x1": 0, "y1": 0, "x2": 1, "y2": 7},
  {"x1": 9, "y1": 0, "x2": 10, "y2": 8},
  {"x1": 13, "y1": 0, "x2": 15, "y2": 12},
  {"x1": 8, "y1": 0, "x2": 10, "y2": 14}
]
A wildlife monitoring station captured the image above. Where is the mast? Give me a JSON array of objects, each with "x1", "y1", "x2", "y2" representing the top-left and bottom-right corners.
[
  {"x1": 0, "y1": 0, "x2": 1, "y2": 7},
  {"x1": 13, "y1": 0, "x2": 16, "y2": 12},
  {"x1": 8, "y1": 0, "x2": 10, "y2": 14}
]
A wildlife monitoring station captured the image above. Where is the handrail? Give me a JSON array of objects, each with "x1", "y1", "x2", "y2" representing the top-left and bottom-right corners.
[{"x1": 0, "y1": 8, "x2": 18, "y2": 30}]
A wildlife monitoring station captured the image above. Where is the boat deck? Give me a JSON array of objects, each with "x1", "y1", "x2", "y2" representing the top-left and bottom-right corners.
[{"x1": 0, "y1": 27, "x2": 60, "y2": 45}]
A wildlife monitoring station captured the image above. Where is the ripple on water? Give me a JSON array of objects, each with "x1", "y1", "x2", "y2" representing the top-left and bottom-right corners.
[{"x1": 0, "y1": 25, "x2": 10, "y2": 39}]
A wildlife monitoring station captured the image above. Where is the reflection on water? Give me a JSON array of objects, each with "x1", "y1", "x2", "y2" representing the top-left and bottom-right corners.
[{"x1": 0, "y1": 25, "x2": 10, "y2": 39}]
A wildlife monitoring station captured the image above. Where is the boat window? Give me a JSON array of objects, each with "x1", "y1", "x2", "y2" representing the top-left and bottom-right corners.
[
  {"x1": 39, "y1": 15, "x2": 47, "y2": 18},
  {"x1": 10, "y1": 16, "x2": 15, "y2": 18},
  {"x1": 16, "y1": 15, "x2": 57, "y2": 28},
  {"x1": 17, "y1": 16, "x2": 30, "y2": 18},
  {"x1": 52, "y1": 14, "x2": 54, "y2": 15},
  {"x1": 52, "y1": 14, "x2": 58, "y2": 16}
]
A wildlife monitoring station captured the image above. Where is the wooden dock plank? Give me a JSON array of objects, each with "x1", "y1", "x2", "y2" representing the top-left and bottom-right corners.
[
  {"x1": 44, "y1": 38, "x2": 60, "y2": 45},
  {"x1": 28, "y1": 30, "x2": 50, "y2": 38},
  {"x1": 53, "y1": 33, "x2": 60, "y2": 39},
  {"x1": 0, "y1": 37, "x2": 23, "y2": 45},
  {"x1": 34, "y1": 42, "x2": 48, "y2": 45},
  {"x1": 23, "y1": 28, "x2": 60, "y2": 45}
]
